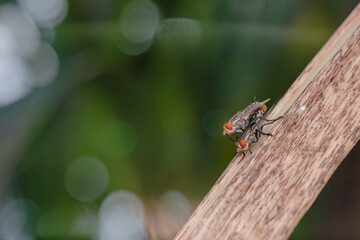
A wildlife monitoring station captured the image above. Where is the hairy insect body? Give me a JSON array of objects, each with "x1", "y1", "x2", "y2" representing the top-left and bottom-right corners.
[
  {"x1": 236, "y1": 110, "x2": 283, "y2": 154},
  {"x1": 223, "y1": 99, "x2": 270, "y2": 140},
  {"x1": 235, "y1": 123, "x2": 259, "y2": 153},
  {"x1": 223, "y1": 98, "x2": 283, "y2": 154}
]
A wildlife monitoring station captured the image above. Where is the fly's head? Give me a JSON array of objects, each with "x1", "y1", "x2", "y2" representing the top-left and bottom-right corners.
[
  {"x1": 236, "y1": 139, "x2": 247, "y2": 152},
  {"x1": 255, "y1": 104, "x2": 267, "y2": 119},
  {"x1": 260, "y1": 104, "x2": 267, "y2": 112},
  {"x1": 222, "y1": 122, "x2": 234, "y2": 135},
  {"x1": 235, "y1": 120, "x2": 247, "y2": 133}
]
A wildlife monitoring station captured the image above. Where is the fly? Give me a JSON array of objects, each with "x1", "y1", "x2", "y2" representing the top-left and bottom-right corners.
[
  {"x1": 235, "y1": 111, "x2": 283, "y2": 155},
  {"x1": 223, "y1": 99, "x2": 279, "y2": 143}
]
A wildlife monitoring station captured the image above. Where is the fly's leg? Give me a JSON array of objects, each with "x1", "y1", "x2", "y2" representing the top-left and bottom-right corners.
[
  {"x1": 256, "y1": 116, "x2": 283, "y2": 136},
  {"x1": 251, "y1": 115, "x2": 283, "y2": 126},
  {"x1": 253, "y1": 125, "x2": 272, "y2": 137},
  {"x1": 260, "y1": 119, "x2": 281, "y2": 130},
  {"x1": 249, "y1": 115, "x2": 282, "y2": 126},
  {"x1": 226, "y1": 134, "x2": 236, "y2": 143},
  {"x1": 235, "y1": 128, "x2": 246, "y2": 134},
  {"x1": 257, "y1": 128, "x2": 273, "y2": 137},
  {"x1": 254, "y1": 129, "x2": 260, "y2": 140},
  {"x1": 238, "y1": 151, "x2": 245, "y2": 157},
  {"x1": 261, "y1": 115, "x2": 283, "y2": 123},
  {"x1": 236, "y1": 144, "x2": 246, "y2": 156},
  {"x1": 249, "y1": 116, "x2": 261, "y2": 126},
  {"x1": 235, "y1": 133, "x2": 241, "y2": 141},
  {"x1": 234, "y1": 128, "x2": 245, "y2": 140}
]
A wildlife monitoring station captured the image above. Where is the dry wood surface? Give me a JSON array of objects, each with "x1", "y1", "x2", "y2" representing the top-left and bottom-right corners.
[{"x1": 175, "y1": 4, "x2": 360, "y2": 240}]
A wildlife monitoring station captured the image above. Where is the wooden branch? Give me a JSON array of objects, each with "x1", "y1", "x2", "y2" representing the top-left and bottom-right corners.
[{"x1": 175, "y1": 4, "x2": 360, "y2": 240}]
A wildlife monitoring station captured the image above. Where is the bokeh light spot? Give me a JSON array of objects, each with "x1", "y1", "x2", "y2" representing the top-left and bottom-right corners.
[
  {"x1": 72, "y1": 206, "x2": 97, "y2": 237},
  {"x1": 300, "y1": 105, "x2": 307, "y2": 111},
  {"x1": 0, "y1": 23, "x2": 17, "y2": 55},
  {"x1": 0, "y1": 198, "x2": 40, "y2": 240},
  {"x1": 117, "y1": 39, "x2": 152, "y2": 56},
  {"x1": 65, "y1": 156, "x2": 109, "y2": 202},
  {"x1": 119, "y1": 0, "x2": 160, "y2": 43},
  {"x1": 157, "y1": 18, "x2": 202, "y2": 51},
  {"x1": 28, "y1": 42, "x2": 59, "y2": 87},
  {"x1": 161, "y1": 190, "x2": 191, "y2": 227},
  {"x1": 202, "y1": 109, "x2": 228, "y2": 137},
  {"x1": 0, "y1": 4, "x2": 40, "y2": 58},
  {"x1": 99, "y1": 190, "x2": 147, "y2": 240},
  {"x1": 17, "y1": 0, "x2": 68, "y2": 28},
  {"x1": 0, "y1": 54, "x2": 31, "y2": 107}
]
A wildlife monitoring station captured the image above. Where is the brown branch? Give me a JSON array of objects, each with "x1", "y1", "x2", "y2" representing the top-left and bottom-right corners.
[{"x1": 175, "y1": 4, "x2": 360, "y2": 240}]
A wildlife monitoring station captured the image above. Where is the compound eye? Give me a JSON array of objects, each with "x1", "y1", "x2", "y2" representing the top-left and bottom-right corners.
[
  {"x1": 224, "y1": 123, "x2": 233, "y2": 130},
  {"x1": 239, "y1": 140, "x2": 247, "y2": 147},
  {"x1": 260, "y1": 104, "x2": 267, "y2": 111}
]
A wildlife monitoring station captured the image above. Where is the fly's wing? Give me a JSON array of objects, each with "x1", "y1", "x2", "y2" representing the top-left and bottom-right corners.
[
  {"x1": 228, "y1": 109, "x2": 244, "y2": 124},
  {"x1": 228, "y1": 98, "x2": 270, "y2": 124},
  {"x1": 240, "y1": 98, "x2": 270, "y2": 121}
]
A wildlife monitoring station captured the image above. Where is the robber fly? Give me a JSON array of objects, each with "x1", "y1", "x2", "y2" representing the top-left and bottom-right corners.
[{"x1": 223, "y1": 99, "x2": 270, "y2": 143}]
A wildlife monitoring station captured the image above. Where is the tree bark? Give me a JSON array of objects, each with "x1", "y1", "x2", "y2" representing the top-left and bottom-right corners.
[{"x1": 175, "y1": 4, "x2": 360, "y2": 240}]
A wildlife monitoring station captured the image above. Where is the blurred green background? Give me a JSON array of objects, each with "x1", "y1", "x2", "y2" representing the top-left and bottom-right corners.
[{"x1": 0, "y1": 0, "x2": 359, "y2": 239}]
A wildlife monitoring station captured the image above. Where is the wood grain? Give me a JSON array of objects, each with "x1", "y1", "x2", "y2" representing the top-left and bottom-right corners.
[{"x1": 175, "y1": 4, "x2": 360, "y2": 240}]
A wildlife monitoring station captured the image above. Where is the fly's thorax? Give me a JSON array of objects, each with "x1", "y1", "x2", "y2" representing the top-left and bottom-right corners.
[
  {"x1": 226, "y1": 115, "x2": 247, "y2": 136},
  {"x1": 249, "y1": 108, "x2": 266, "y2": 126},
  {"x1": 228, "y1": 112, "x2": 256, "y2": 135},
  {"x1": 234, "y1": 120, "x2": 246, "y2": 132},
  {"x1": 246, "y1": 128, "x2": 258, "y2": 145}
]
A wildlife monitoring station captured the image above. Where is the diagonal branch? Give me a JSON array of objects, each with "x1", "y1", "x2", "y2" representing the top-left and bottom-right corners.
[{"x1": 175, "y1": 3, "x2": 360, "y2": 240}]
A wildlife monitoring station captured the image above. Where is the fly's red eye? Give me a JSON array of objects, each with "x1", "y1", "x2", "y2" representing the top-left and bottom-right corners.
[
  {"x1": 260, "y1": 104, "x2": 267, "y2": 111},
  {"x1": 225, "y1": 123, "x2": 233, "y2": 130},
  {"x1": 239, "y1": 140, "x2": 246, "y2": 147}
]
